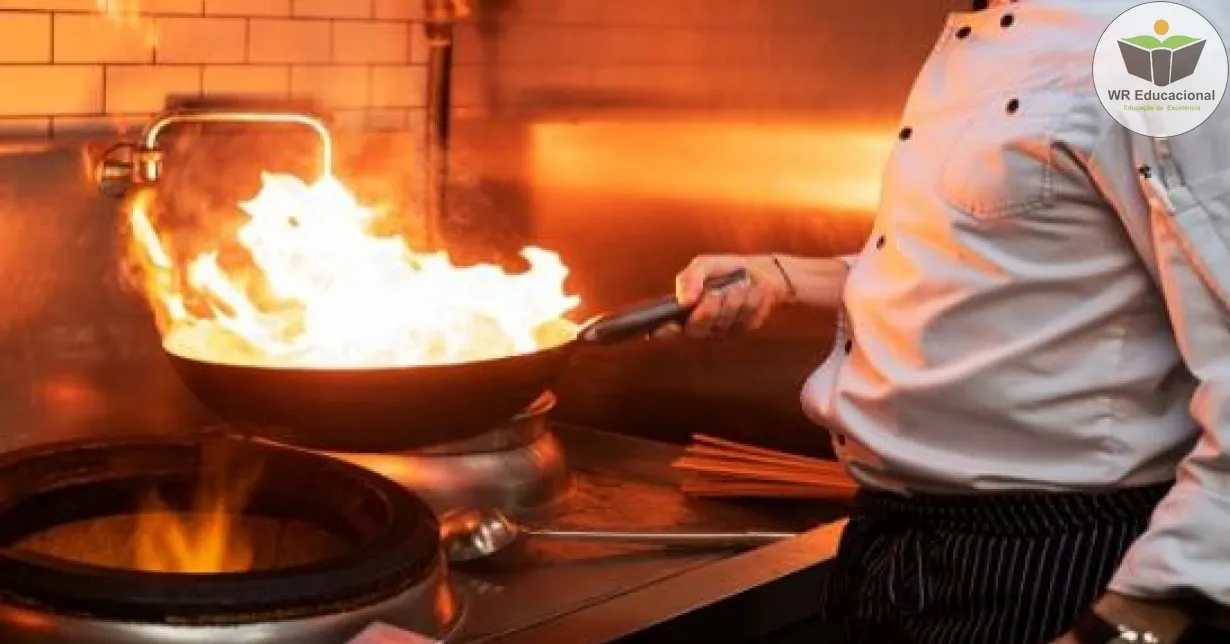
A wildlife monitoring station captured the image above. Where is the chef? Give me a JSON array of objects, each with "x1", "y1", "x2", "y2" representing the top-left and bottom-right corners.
[{"x1": 660, "y1": 1, "x2": 1230, "y2": 642}]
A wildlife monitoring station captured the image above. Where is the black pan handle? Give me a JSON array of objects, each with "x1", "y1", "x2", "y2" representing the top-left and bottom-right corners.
[{"x1": 579, "y1": 269, "x2": 750, "y2": 345}]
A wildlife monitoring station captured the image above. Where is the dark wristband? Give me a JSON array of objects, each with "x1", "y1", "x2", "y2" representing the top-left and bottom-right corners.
[
  {"x1": 770, "y1": 254, "x2": 797, "y2": 301},
  {"x1": 1071, "y1": 609, "x2": 1122, "y2": 644}
]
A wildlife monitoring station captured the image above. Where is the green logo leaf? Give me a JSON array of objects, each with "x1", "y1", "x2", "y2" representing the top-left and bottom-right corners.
[{"x1": 1121, "y1": 34, "x2": 1203, "y2": 49}]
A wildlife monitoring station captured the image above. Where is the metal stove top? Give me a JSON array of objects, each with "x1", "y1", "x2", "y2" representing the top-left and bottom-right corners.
[
  {"x1": 0, "y1": 410, "x2": 846, "y2": 644},
  {"x1": 420, "y1": 424, "x2": 845, "y2": 643},
  {"x1": 322, "y1": 393, "x2": 571, "y2": 522}
]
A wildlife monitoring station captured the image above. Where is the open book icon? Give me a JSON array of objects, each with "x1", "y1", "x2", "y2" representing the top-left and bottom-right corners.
[{"x1": 1118, "y1": 34, "x2": 1207, "y2": 86}]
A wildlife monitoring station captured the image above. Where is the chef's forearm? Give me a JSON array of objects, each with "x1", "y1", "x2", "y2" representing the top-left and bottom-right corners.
[
  {"x1": 773, "y1": 254, "x2": 851, "y2": 309},
  {"x1": 1098, "y1": 181, "x2": 1230, "y2": 638}
]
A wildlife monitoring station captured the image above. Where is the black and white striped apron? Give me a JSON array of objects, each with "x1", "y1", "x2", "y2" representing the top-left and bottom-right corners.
[{"x1": 815, "y1": 482, "x2": 1226, "y2": 644}]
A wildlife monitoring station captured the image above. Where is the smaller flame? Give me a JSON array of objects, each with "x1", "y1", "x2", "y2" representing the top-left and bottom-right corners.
[
  {"x1": 132, "y1": 446, "x2": 263, "y2": 574},
  {"x1": 133, "y1": 493, "x2": 253, "y2": 574}
]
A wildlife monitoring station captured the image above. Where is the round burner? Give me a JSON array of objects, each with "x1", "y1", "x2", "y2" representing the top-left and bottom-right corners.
[
  {"x1": 324, "y1": 392, "x2": 572, "y2": 520},
  {"x1": 413, "y1": 391, "x2": 557, "y2": 455},
  {"x1": 0, "y1": 435, "x2": 460, "y2": 643}
]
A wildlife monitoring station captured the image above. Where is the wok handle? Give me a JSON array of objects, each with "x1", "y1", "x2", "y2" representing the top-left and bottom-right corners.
[
  {"x1": 579, "y1": 269, "x2": 749, "y2": 345},
  {"x1": 524, "y1": 528, "x2": 796, "y2": 549}
]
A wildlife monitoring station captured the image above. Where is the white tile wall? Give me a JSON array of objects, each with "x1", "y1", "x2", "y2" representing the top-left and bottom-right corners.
[{"x1": 0, "y1": 1, "x2": 428, "y2": 137}]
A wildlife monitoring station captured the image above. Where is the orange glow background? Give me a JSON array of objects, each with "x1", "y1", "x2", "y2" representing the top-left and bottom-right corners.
[{"x1": 529, "y1": 120, "x2": 892, "y2": 214}]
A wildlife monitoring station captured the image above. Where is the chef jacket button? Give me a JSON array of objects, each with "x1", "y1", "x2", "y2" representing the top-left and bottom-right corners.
[
  {"x1": 875, "y1": 235, "x2": 886, "y2": 249},
  {"x1": 898, "y1": 126, "x2": 913, "y2": 141},
  {"x1": 956, "y1": 25, "x2": 972, "y2": 39},
  {"x1": 844, "y1": 339, "x2": 853, "y2": 354},
  {"x1": 1001, "y1": 14, "x2": 1015, "y2": 28},
  {"x1": 1006, "y1": 97, "x2": 1020, "y2": 114}
]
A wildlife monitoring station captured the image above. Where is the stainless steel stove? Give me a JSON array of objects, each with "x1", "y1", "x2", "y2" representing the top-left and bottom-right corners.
[
  {"x1": 0, "y1": 415, "x2": 845, "y2": 644},
  {"x1": 369, "y1": 423, "x2": 844, "y2": 643},
  {"x1": 0, "y1": 434, "x2": 464, "y2": 644},
  {"x1": 322, "y1": 393, "x2": 571, "y2": 521}
]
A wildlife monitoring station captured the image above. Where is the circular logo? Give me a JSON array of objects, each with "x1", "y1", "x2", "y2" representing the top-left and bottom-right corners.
[{"x1": 1093, "y1": 1, "x2": 1228, "y2": 138}]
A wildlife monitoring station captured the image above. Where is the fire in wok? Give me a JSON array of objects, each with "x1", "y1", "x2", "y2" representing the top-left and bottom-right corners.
[{"x1": 128, "y1": 171, "x2": 582, "y2": 371}]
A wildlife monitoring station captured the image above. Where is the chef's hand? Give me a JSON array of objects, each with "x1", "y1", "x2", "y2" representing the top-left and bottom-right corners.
[
  {"x1": 1049, "y1": 593, "x2": 1192, "y2": 644},
  {"x1": 653, "y1": 254, "x2": 793, "y2": 340}
]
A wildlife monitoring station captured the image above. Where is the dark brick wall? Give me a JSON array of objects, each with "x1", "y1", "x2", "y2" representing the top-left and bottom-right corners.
[{"x1": 451, "y1": 0, "x2": 946, "y2": 117}]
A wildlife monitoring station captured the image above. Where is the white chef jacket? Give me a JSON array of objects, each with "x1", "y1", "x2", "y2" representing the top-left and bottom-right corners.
[{"x1": 801, "y1": 0, "x2": 1230, "y2": 605}]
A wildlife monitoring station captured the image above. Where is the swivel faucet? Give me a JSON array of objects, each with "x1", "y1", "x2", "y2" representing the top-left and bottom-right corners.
[
  {"x1": 94, "y1": 107, "x2": 335, "y2": 198},
  {"x1": 422, "y1": 0, "x2": 470, "y2": 248}
]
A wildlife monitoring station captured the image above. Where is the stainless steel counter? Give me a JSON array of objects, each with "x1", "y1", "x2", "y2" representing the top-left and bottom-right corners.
[{"x1": 448, "y1": 424, "x2": 848, "y2": 643}]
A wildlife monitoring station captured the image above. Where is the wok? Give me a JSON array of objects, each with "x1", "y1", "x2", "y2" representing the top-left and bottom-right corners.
[{"x1": 167, "y1": 270, "x2": 748, "y2": 453}]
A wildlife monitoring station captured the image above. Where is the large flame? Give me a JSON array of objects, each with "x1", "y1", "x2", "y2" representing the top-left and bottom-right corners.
[
  {"x1": 94, "y1": 0, "x2": 159, "y2": 49},
  {"x1": 128, "y1": 172, "x2": 581, "y2": 369}
]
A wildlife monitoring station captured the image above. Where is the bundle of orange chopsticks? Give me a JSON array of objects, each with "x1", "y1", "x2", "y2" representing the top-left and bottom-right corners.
[{"x1": 672, "y1": 434, "x2": 859, "y2": 500}]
